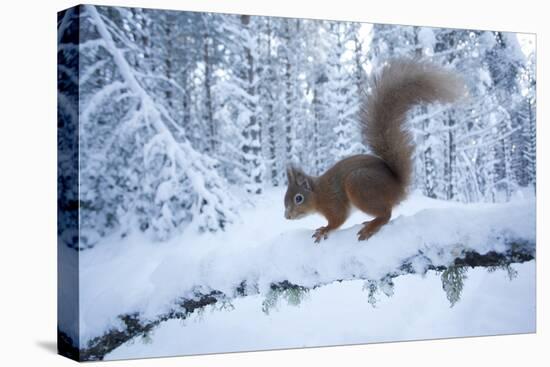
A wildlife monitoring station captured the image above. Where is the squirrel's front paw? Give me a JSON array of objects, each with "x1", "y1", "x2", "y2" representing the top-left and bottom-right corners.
[{"x1": 312, "y1": 226, "x2": 330, "y2": 243}]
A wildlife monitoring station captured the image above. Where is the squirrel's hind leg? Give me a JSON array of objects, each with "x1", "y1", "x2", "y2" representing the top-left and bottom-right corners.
[
  {"x1": 343, "y1": 169, "x2": 394, "y2": 241},
  {"x1": 357, "y1": 214, "x2": 390, "y2": 241}
]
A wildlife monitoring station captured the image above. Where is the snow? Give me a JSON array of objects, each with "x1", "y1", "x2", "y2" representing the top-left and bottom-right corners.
[
  {"x1": 62, "y1": 7, "x2": 537, "y2": 359},
  {"x1": 105, "y1": 260, "x2": 535, "y2": 360},
  {"x1": 85, "y1": 5, "x2": 239, "y2": 234},
  {"x1": 479, "y1": 31, "x2": 497, "y2": 51},
  {"x1": 502, "y1": 32, "x2": 527, "y2": 63},
  {"x1": 78, "y1": 187, "x2": 535, "y2": 346},
  {"x1": 418, "y1": 27, "x2": 436, "y2": 54},
  {"x1": 75, "y1": 5, "x2": 537, "y2": 243}
]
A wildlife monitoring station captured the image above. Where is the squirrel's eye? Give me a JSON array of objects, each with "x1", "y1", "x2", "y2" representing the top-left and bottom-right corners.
[{"x1": 294, "y1": 194, "x2": 304, "y2": 205}]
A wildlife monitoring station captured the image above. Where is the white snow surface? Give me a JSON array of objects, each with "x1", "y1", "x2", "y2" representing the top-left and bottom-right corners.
[
  {"x1": 418, "y1": 27, "x2": 436, "y2": 54},
  {"x1": 106, "y1": 261, "x2": 535, "y2": 360},
  {"x1": 78, "y1": 188, "x2": 535, "y2": 345}
]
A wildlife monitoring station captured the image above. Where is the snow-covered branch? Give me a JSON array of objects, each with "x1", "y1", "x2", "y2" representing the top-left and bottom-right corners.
[
  {"x1": 70, "y1": 197, "x2": 534, "y2": 360},
  {"x1": 73, "y1": 244, "x2": 534, "y2": 360},
  {"x1": 79, "y1": 60, "x2": 108, "y2": 86},
  {"x1": 58, "y1": 38, "x2": 105, "y2": 52},
  {"x1": 134, "y1": 71, "x2": 188, "y2": 96}
]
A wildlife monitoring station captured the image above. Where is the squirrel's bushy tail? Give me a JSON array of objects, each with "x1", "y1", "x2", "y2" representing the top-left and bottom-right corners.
[{"x1": 361, "y1": 58, "x2": 466, "y2": 188}]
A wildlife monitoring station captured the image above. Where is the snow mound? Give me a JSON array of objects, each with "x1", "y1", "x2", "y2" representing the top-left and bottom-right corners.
[{"x1": 78, "y1": 191, "x2": 535, "y2": 345}]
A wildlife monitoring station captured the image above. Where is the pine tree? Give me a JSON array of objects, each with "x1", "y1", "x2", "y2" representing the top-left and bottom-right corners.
[
  {"x1": 326, "y1": 22, "x2": 361, "y2": 162},
  {"x1": 78, "y1": 5, "x2": 238, "y2": 244}
]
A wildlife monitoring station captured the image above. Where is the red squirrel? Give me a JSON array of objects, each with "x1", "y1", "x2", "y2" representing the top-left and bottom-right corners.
[{"x1": 284, "y1": 59, "x2": 466, "y2": 243}]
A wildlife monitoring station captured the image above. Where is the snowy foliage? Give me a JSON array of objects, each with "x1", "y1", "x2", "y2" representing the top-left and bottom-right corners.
[
  {"x1": 59, "y1": 6, "x2": 536, "y2": 246},
  {"x1": 369, "y1": 26, "x2": 536, "y2": 202},
  {"x1": 75, "y1": 6, "x2": 240, "y2": 245},
  {"x1": 58, "y1": 8, "x2": 80, "y2": 249}
]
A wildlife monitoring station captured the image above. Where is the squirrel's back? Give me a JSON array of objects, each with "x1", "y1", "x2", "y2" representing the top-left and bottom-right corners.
[{"x1": 360, "y1": 59, "x2": 466, "y2": 188}]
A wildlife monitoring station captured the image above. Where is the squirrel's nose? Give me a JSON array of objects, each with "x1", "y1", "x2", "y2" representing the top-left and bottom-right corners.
[{"x1": 284, "y1": 210, "x2": 291, "y2": 219}]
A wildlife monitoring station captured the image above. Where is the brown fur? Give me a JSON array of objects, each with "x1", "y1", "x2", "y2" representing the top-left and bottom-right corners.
[{"x1": 284, "y1": 58, "x2": 465, "y2": 243}]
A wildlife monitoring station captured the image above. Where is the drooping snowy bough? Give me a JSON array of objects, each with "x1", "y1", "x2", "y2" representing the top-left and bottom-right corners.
[
  {"x1": 61, "y1": 199, "x2": 535, "y2": 361},
  {"x1": 76, "y1": 6, "x2": 239, "y2": 245}
]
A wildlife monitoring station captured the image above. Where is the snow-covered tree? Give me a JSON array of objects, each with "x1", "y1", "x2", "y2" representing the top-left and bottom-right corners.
[
  {"x1": 325, "y1": 22, "x2": 361, "y2": 162},
  {"x1": 58, "y1": 7, "x2": 81, "y2": 249},
  {"x1": 368, "y1": 25, "x2": 535, "y2": 203},
  {"x1": 65, "y1": 6, "x2": 536, "y2": 247},
  {"x1": 78, "y1": 5, "x2": 238, "y2": 244}
]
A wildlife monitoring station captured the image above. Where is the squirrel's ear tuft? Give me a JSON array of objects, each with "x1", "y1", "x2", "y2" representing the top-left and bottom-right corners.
[
  {"x1": 287, "y1": 165, "x2": 312, "y2": 190},
  {"x1": 295, "y1": 170, "x2": 312, "y2": 191},
  {"x1": 286, "y1": 166, "x2": 295, "y2": 183}
]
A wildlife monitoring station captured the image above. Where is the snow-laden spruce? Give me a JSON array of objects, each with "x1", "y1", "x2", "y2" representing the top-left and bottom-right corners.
[
  {"x1": 71, "y1": 6, "x2": 535, "y2": 245},
  {"x1": 78, "y1": 189, "x2": 535, "y2": 345},
  {"x1": 77, "y1": 6, "x2": 239, "y2": 246}
]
